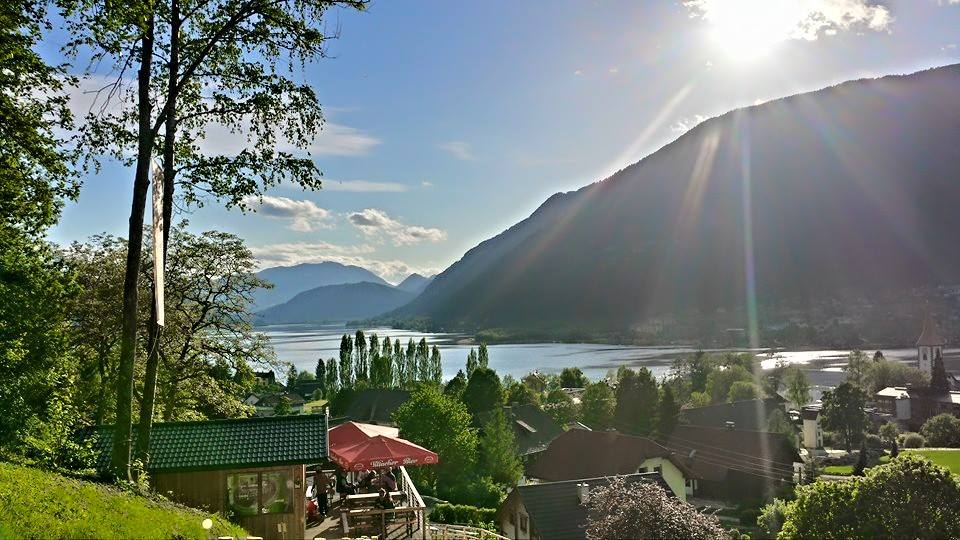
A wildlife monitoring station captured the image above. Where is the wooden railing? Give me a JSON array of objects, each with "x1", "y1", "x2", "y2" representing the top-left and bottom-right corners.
[
  {"x1": 428, "y1": 523, "x2": 509, "y2": 540},
  {"x1": 340, "y1": 466, "x2": 427, "y2": 539}
]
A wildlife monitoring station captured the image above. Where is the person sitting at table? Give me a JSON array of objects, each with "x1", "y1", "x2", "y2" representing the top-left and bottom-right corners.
[
  {"x1": 357, "y1": 470, "x2": 375, "y2": 491},
  {"x1": 381, "y1": 470, "x2": 398, "y2": 492},
  {"x1": 336, "y1": 470, "x2": 356, "y2": 495},
  {"x1": 374, "y1": 488, "x2": 395, "y2": 510}
]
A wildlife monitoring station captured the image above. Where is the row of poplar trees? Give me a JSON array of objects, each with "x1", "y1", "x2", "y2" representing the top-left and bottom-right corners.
[{"x1": 316, "y1": 331, "x2": 443, "y2": 395}]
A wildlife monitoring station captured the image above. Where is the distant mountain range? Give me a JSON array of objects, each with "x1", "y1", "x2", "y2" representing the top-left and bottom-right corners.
[
  {"x1": 384, "y1": 64, "x2": 960, "y2": 336},
  {"x1": 255, "y1": 282, "x2": 417, "y2": 324},
  {"x1": 251, "y1": 261, "x2": 434, "y2": 324}
]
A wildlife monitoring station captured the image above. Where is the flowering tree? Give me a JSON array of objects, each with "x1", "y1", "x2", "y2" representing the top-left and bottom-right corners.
[{"x1": 584, "y1": 476, "x2": 726, "y2": 540}]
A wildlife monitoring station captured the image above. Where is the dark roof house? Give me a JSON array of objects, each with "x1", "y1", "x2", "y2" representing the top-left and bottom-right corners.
[
  {"x1": 497, "y1": 473, "x2": 670, "y2": 540},
  {"x1": 527, "y1": 429, "x2": 689, "y2": 481},
  {"x1": 681, "y1": 398, "x2": 784, "y2": 430},
  {"x1": 344, "y1": 388, "x2": 411, "y2": 425},
  {"x1": 503, "y1": 404, "x2": 563, "y2": 456}
]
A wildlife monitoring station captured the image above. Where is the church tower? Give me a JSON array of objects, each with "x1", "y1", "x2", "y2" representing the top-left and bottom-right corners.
[{"x1": 917, "y1": 312, "x2": 946, "y2": 377}]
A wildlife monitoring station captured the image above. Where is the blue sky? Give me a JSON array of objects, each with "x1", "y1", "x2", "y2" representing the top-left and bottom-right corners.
[{"x1": 48, "y1": 0, "x2": 960, "y2": 282}]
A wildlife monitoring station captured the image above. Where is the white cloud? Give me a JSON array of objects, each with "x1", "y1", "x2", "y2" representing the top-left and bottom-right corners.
[
  {"x1": 347, "y1": 208, "x2": 446, "y2": 246},
  {"x1": 324, "y1": 180, "x2": 408, "y2": 192},
  {"x1": 608, "y1": 67, "x2": 619, "y2": 74},
  {"x1": 671, "y1": 114, "x2": 708, "y2": 133},
  {"x1": 249, "y1": 241, "x2": 442, "y2": 283},
  {"x1": 241, "y1": 195, "x2": 332, "y2": 232},
  {"x1": 574, "y1": 69, "x2": 583, "y2": 76},
  {"x1": 684, "y1": 0, "x2": 892, "y2": 41},
  {"x1": 199, "y1": 120, "x2": 380, "y2": 158},
  {"x1": 421, "y1": 181, "x2": 434, "y2": 188},
  {"x1": 438, "y1": 141, "x2": 476, "y2": 161},
  {"x1": 937, "y1": 0, "x2": 960, "y2": 5}
]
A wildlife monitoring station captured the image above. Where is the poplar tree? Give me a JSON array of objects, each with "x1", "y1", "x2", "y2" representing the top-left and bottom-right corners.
[
  {"x1": 405, "y1": 339, "x2": 416, "y2": 382},
  {"x1": 325, "y1": 358, "x2": 339, "y2": 397},
  {"x1": 354, "y1": 330, "x2": 367, "y2": 381},
  {"x1": 64, "y1": 0, "x2": 367, "y2": 478},
  {"x1": 393, "y1": 339, "x2": 405, "y2": 387},
  {"x1": 339, "y1": 334, "x2": 353, "y2": 389},
  {"x1": 380, "y1": 337, "x2": 393, "y2": 387},
  {"x1": 466, "y1": 348, "x2": 478, "y2": 377},
  {"x1": 430, "y1": 345, "x2": 443, "y2": 385},
  {"x1": 416, "y1": 338, "x2": 429, "y2": 382},
  {"x1": 478, "y1": 343, "x2": 489, "y2": 368}
]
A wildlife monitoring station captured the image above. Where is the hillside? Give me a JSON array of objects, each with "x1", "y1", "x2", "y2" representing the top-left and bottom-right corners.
[
  {"x1": 252, "y1": 261, "x2": 388, "y2": 310},
  {"x1": 387, "y1": 65, "x2": 960, "y2": 336},
  {"x1": 255, "y1": 281, "x2": 416, "y2": 324},
  {"x1": 0, "y1": 462, "x2": 248, "y2": 539},
  {"x1": 396, "y1": 273, "x2": 434, "y2": 295}
]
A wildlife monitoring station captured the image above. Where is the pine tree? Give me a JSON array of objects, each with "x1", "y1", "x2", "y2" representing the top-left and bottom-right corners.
[
  {"x1": 430, "y1": 345, "x2": 443, "y2": 384},
  {"x1": 658, "y1": 384, "x2": 680, "y2": 435},
  {"x1": 315, "y1": 358, "x2": 326, "y2": 397},
  {"x1": 354, "y1": 330, "x2": 367, "y2": 381},
  {"x1": 466, "y1": 348, "x2": 478, "y2": 377},
  {"x1": 479, "y1": 408, "x2": 522, "y2": 486},
  {"x1": 931, "y1": 349, "x2": 950, "y2": 394},
  {"x1": 853, "y1": 441, "x2": 868, "y2": 476},
  {"x1": 339, "y1": 334, "x2": 353, "y2": 389},
  {"x1": 478, "y1": 343, "x2": 489, "y2": 368}
]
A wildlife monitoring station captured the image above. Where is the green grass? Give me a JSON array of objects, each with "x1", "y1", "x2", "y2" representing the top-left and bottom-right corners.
[
  {"x1": 902, "y1": 449, "x2": 960, "y2": 474},
  {"x1": 823, "y1": 464, "x2": 854, "y2": 475},
  {"x1": 0, "y1": 462, "x2": 249, "y2": 539}
]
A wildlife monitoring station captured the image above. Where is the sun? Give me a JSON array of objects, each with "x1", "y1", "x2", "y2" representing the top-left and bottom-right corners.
[{"x1": 697, "y1": 0, "x2": 804, "y2": 62}]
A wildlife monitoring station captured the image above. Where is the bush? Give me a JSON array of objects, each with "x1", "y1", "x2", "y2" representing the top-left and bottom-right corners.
[
  {"x1": 739, "y1": 508, "x2": 761, "y2": 526},
  {"x1": 437, "y1": 474, "x2": 504, "y2": 508},
  {"x1": 900, "y1": 432, "x2": 926, "y2": 448},
  {"x1": 429, "y1": 503, "x2": 497, "y2": 527},
  {"x1": 864, "y1": 433, "x2": 883, "y2": 451},
  {"x1": 920, "y1": 413, "x2": 960, "y2": 447},
  {"x1": 0, "y1": 462, "x2": 247, "y2": 539},
  {"x1": 758, "y1": 499, "x2": 789, "y2": 538}
]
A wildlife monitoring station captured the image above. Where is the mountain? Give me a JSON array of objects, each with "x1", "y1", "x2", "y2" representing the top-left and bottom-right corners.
[
  {"x1": 255, "y1": 282, "x2": 417, "y2": 324},
  {"x1": 387, "y1": 65, "x2": 960, "y2": 335},
  {"x1": 396, "y1": 273, "x2": 435, "y2": 295},
  {"x1": 252, "y1": 262, "x2": 389, "y2": 311}
]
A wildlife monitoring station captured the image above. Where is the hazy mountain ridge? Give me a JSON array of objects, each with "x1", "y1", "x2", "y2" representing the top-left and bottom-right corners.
[
  {"x1": 251, "y1": 261, "x2": 389, "y2": 311},
  {"x1": 396, "y1": 273, "x2": 435, "y2": 295},
  {"x1": 385, "y1": 64, "x2": 960, "y2": 334},
  {"x1": 255, "y1": 281, "x2": 416, "y2": 324}
]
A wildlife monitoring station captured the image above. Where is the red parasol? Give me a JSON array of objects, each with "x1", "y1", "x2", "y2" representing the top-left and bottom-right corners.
[
  {"x1": 330, "y1": 435, "x2": 439, "y2": 471},
  {"x1": 329, "y1": 421, "x2": 400, "y2": 449}
]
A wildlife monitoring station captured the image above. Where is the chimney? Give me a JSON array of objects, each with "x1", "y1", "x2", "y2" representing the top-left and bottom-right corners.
[{"x1": 577, "y1": 482, "x2": 589, "y2": 504}]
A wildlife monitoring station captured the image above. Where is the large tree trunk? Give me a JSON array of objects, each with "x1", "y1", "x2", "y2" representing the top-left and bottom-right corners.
[
  {"x1": 137, "y1": 0, "x2": 179, "y2": 466},
  {"x1": 111, "y1": 14, "x2": 155, "y2": 482}
]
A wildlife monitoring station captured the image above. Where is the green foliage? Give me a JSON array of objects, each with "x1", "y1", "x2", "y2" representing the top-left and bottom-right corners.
[
  {"x1": 900, "y1": 432, "x2": 925, "y2": 449},
  {"x1": 863, "y1": 358, "x2": 928, "y2": 394},
  {"x1": 727, "y1": 380, "x2": 760, "y2": 402},
  {"x1": 657, "y1": 385, "x2": 680, "y2": 435},
  {"x1": 779, "y1": 455, "x2": 960, "y2": 539},
  {"x1": 445, "y1": 370, "x2": 468, "y2": 399},
  {"x1": 505, "y1": 380, "x2": 539, "y2": 406},
  {"x1": 931, "y1": 350, "x2": 950, "y2": 394},
  {"x1": 466, "y1": 348, "x2": 478, "y2": 378},
  {"x1": 477, "y1": 343, "x2": 489, "y2": 368},
  {"x1": 852, "y1": 442, "x2": 868, "y2": 476},
  {"x1": 581, "y1": 381, "x2": 615, "y2": 429},
  {"x1": 428, "y1": 503, "x2": 497, "y2": 527},
  {"x1": 354, "y1": 330, "x2": 367, "y2": 382},
  {"x1": 478, "y1": 408, "x2": 522, "y2": 487},
  {"x1": 920, "y1": 413, "x2": 960, "y2": 448},
  {"x1": 339, "y1": 334, "x2": 354, "y2": 389},
  {"x1": 0, "y1": 462, "x2": 247, "y2": 539},
  {"x1": 273, "y1": 396, "x2": 292, "y2": 416},
  {"x1": 820, "y1": 382, "x2": 868, "y2": 451},
  {"x1": 784, "y1": 365, "x2": 810, "y2": 408},
  {"x1": 462, "y1": 367, "x2": 503, "y2": 422},
  {"x1": 878, "y1": 422, "x2": 900, "y2": 445},
  {"x1": 437, "y1": 474, "x2": 504, "y2": 508},
  {"x1": 767, "y1": 408, "x2": 798, "y2": 448},
  {"x1": 544, "y1": 388, "x2": 579, "y2": 425},
  {"x1": 842, "y1": 350, "x2": 870, "y2": 389},
  {"x1": 614, "y1": 367, "x2": 658, "y2": 434},
  {"x1": 758, "y1": 498, "x2": 789, "y2": 538},
  {"x1": 559, "y1": 367, "x2": 587, "y2": 388},
  {"x1": 392, "y1": 386, "x2": 478, "y2": 491},
  {"x1": 706, "y1": 365, "x2": 753, "y2": 404},
  {"x1": 688, "y1": 391, "x2": 711, "y2": 408}
]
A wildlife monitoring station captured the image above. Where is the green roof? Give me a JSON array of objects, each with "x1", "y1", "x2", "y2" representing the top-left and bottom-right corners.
[{"x1": 83, "y1": 414, "x2": 328, "y2": 473}]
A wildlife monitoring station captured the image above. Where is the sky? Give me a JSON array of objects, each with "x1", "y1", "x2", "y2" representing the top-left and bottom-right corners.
[{"x1": 47, "y1": 0, "x2": 960, "y2": 283}]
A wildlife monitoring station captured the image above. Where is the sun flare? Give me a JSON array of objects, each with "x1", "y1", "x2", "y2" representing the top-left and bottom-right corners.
[{"x1": 693, "y1": 0, "x2": 807, "y2": 62}]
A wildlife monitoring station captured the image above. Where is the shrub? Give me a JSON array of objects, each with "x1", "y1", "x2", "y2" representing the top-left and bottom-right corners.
[
  {"x1": 864, "y1": 433, "x2": 883, "y2": 451},
  {"x1": 758, "y1": 498, "x2": 789, "y2": 538},
  {"x1": 920, "y1": 413, "x2": 960, "y2": 448},
  {"x1": 437, "y1": 475, "x2": 504, "y2": 508},
  {"x1": 900, "y1": 432, "x2": 926, "y2": 448},
  {"x1": 429, "y1": 503, "x2": 497, "y2": 527},
  {"x1": 739, "y1": 508, "x2": 761, "y2": 526}
]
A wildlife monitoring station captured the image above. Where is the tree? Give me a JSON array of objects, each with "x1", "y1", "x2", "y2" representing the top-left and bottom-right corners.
[
  {"x1": 367, "y1": 333, "x2": 379, "y2": 384},
  {"x1": 405, "y1": 339, "x2": 416, "y2": 383},
  {"x1": 66, "y1": 0, "x2": 367, "y2": 479},
  {"x1": 581, "y1": 382, "x2": 615, "y2": 429},
  {"x1": 705, "y1": 364, "x2": 752, "y2": 404},
  {"x1": 878, "y1": 422, "x2": 901, "y2": 447},
  {"x1": 273, "y1": 396, "x2": 292, "y2": 416},
  {"x1": 315, "y1": 358, "x2": 325, "y2": 383},
  {"x1": 820, "y1": 382, "x2": 868, "y2": 452},
  {"x1": 560, "y1": 367, "x2": 587, "y2": 388},
  {"x1": 339, "y1": 334, "x2": 353, "y2": 389},
  {"x1": 779, "y1": 455, "x2": 960, "y2": 539},
  {"x1": 505, "y1": 381, "x2": 539, "y2": 406},
  {"x1": 727, "y1": 380, "x2": 759, "y2": 402},
  {"x1": 465, "y1": 348, "x2": 478, "y2": 378},
  {"x1": 852, "y1": 441, "x2": 868, "y2": 476},
  {"x1": 393, "y1": 339, "x2": 406, "y2": 387},
  {"x1": 657, "y1": 385, "x2": 680, "y2": 435},
  {"x1": 416, "y1": 338, "x2": 429, "y2": 382},
  {"x1": 444, "y1": 370, "x2": 467, "y2": 399},
  {"x1": 354, "y1": 330, "x2": 367, "y2": 381},
  {"x1": 864, "y1": 358, "x2": 928, "y2": 394},
  {"x1": 325, "y1": 359, "x2": 339, "y2": 397},
  {"x1": 920, "y1": 413, "x2": 960, "y2": 448},
  {"x1": 392, "y1": 386, "x2": 478, "y2": 491},
  {"x1": 584, "y1": 476, "x2": 726, "y2": 540},
  {"x1": 672, "y1": 351, "x2": 714, "y2": 395},
  {"x1": 614, "y1": 368, "x2": 658, "y2": 434},
  {"x1": 429, "y1": 345, "x2": 443, "y2": 385},
  {"x1": 379, "y1": 337, "x2": 394, "y2": 387},
  {"x1": 843, "y1": 350, "x2": 870, "y2": 389},
  {"x1": 767, "y1": 408, "x2": 798, "y2": 447},
  {"x1": 930, "y1": 349, "x2": 950, "y2": 394},
  {"x1": 544, "y1": 389, "x2": 579, "y2": 425},
  {"x1": 477, "y1": 343, "x2": 489, "y2": 368},
  {"x1": 462, "y1": 367, "x2": 503, "y2": 422},
  {"x1": 478, "y1": 409, "x2": 522, "y2": 486},
  {"x1": 785, "y1": 365, "x2": 811, "y2": 408},
  {"x1": 872, "y1": 350, "x2": 885, "y2": 363}
]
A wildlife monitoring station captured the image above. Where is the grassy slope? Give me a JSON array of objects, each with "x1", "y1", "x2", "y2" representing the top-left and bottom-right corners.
[{"x1": 0, "y1": 462, "x2": 248, "y2": 539}]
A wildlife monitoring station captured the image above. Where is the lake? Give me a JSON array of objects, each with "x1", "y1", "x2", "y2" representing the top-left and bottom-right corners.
[{"x1": 260, "y1": 323, "x2": 934, "y2": 382}]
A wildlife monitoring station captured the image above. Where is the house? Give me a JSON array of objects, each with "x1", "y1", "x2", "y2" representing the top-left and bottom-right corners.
[
  {"x1": 82, "y1": 413, "x2": 328, "y2": 540},
  {"x1": 287, "y1": 379, "x2": 325, "y2": 401},
  {"x1": 525, "y1": 429, "x2": 693, "y2": 501},
  {"x1": 659, "y1": 424, "x2": 801, "y2": 502},
  {"x1": 344, "y1": 388, "x2": 411, "y2": 425},
  {"x1": 496, "y1": 473, "x2": 670, "y2": 540},
  {"x1": 681, "y1": 398, "x2": 785, "y2": 430},
  {"x1": 503, "y1": 404, "x2": 563, "y2": 457},
  {"x1": 253, "y1": 370, "x2": 276, "y2": 385},
  {"x1": 250, "y1": 392, "x2": 306, "y2": 416},
  {"x1": 875, "y1": 385, "x2": 960, "y2": 430}
]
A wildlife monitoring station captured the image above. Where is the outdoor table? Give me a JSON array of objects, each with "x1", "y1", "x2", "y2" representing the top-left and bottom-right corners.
[{"x1": 343, "y1": 491, "x2": 404, "y2": 509}]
